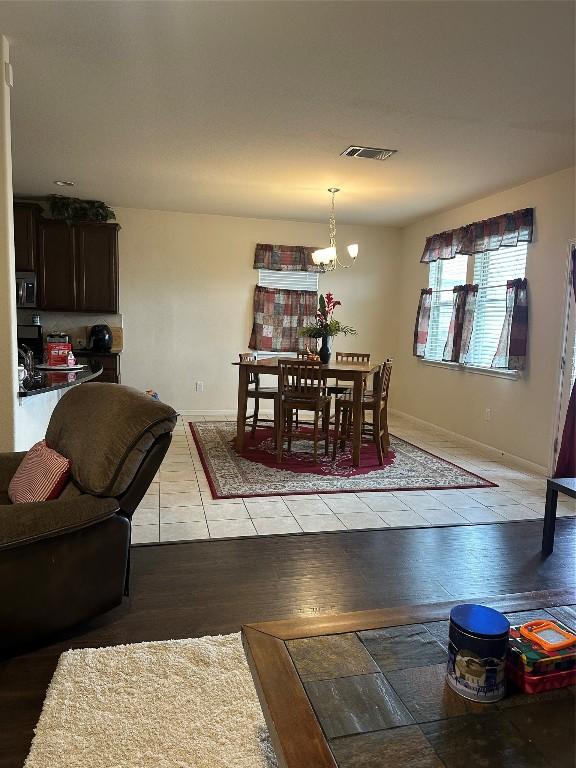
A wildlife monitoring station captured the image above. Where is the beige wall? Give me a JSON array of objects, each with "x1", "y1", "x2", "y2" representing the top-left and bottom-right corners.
[
  {"x1": 117, "y1": 208, "x2": 400, "y2": 413},
  {"x1": 393, "y1": 167, "x2": 576, "y2": 470}
]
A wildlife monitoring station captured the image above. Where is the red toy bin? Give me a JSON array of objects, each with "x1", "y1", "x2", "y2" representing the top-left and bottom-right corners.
[{"x1": 506, "y1": 661, "x2": 576, "y2": 694}]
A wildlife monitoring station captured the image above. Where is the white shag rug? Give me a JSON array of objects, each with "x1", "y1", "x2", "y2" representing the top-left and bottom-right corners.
[{"x1": 25, "y1": 633, "x2": 278, "y2": 768}]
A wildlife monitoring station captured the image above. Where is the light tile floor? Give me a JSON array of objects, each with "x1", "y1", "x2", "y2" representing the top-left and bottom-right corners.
[{"x1": 131, "y1": 414, "x2": 575, "y2": 544}]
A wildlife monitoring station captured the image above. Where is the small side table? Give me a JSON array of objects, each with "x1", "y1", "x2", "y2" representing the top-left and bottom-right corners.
[{"x1": 542, "y1": 477, "x2": 576, "y2": 555}]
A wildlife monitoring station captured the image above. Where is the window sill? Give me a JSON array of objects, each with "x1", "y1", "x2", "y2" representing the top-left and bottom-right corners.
[{"x1": 419, "y1": 358, "x2": 521, "y2": 380}]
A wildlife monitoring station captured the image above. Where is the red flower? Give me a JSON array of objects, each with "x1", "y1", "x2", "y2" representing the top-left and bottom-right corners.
[{"x1": 323, "y1": 292, "x2": 341, "y2": 316}]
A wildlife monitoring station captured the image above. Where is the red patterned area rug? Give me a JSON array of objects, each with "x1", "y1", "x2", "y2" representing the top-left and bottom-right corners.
[{"x1": 189, "y1": 422, "x2": 496, "y2": 499}]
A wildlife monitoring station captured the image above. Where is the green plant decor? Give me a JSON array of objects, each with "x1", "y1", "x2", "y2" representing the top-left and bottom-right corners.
[
  {"x1": 299, "y1": 292, "x2": 357, "y2": 339},
  {"x1": 47, "y1": 195, "x2": 116, "y2": 223}
]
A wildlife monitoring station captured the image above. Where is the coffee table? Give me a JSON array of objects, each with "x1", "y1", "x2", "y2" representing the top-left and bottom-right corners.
[{"x1": 242, "y1": 589, "x2": 576, "y2": 768}]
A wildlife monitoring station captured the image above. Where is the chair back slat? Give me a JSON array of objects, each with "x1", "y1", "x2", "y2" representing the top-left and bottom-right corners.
[{"x1": 278, "y1": 359, "x2": 324, "y2": 400}]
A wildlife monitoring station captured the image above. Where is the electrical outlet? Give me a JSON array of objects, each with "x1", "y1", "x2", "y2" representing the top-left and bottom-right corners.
[
  {"x1": 484, "y1": 407, "x2": 492, "y2": 422},
  {"x1": 195, "y1": 381, "x2": 204, "y2": 393},
  {"x1": 76, "y1": 338, "x2": 84, "y2": 348}
]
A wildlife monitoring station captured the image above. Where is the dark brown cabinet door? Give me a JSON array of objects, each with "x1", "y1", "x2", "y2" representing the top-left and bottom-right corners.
[
  {"x1": 37, "y1": 220, "x2": 77, "y2": 310},
  {"x1": 97, "y1": 355, "x2": 121, "y2": 383},
  {"x1": 77, "y1": 354, "x2": 120, "y2": 383},
  {"x1": 13, "y1": 203, "x2": 40, "y2": 271},
  {"x1": 76, "y1": 224, "x2": 119, "y2": 313}
]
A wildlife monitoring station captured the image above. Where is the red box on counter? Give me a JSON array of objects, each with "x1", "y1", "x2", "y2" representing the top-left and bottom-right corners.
[{"x1": 45, "y1": 342, "x2": 72, "y2": 367}]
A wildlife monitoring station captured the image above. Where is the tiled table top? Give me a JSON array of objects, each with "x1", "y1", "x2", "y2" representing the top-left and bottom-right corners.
[{"x1": 242, "y1": 595, "x2": 576, "y2": 768}]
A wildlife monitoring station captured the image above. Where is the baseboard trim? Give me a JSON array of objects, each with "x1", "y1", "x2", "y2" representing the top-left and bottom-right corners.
[{"x1": 389, "y1": 408, "x2": 548, "y2": 477}]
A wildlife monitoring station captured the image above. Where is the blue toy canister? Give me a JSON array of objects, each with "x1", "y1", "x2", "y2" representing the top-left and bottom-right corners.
[{"x1": 446, "y1": 604, "x2": 510, "y2": 702}]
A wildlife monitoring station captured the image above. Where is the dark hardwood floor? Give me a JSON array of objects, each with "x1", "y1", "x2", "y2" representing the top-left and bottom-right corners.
[{"x1": 1, "y1": 519, "x2": 575, "y2": 768}]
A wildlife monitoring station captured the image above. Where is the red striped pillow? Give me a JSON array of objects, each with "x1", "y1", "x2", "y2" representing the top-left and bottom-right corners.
[{"x1": 8, "y1": 440, "x2": 71, "y2": 504}]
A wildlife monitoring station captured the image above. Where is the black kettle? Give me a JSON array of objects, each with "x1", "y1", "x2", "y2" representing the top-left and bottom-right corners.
[{"x1": 89, "y1": 324, "x2": 112, "y2": 352}]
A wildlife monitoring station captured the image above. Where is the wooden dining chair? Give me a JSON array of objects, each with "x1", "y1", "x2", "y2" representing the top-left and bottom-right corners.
[
  {"x1": 332, "y1": 360, "x2": 393, "y2": 466},
  {"x1": 277, "y1": 359, "x2": 331, "y2": 464},
  {"x1": 336, "y1": 352, "x2": 371, "y2": 364},
  {"x1": 294, "y1": 350, "x2": 316, "y2": 426},
  {"x1": 328, "y1": 351, "x2": 371, "y2": 395},
  {"x1": 238, "y1": 353, "x2": 279, "y2": 437}
]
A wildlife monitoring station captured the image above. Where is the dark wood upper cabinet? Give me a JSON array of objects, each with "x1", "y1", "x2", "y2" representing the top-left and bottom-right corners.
[
  {"x1": 34, "y1": 217, "x2": 119, "y2": 313},
  {"x1": 37, "y1": 220, "x2": 77, "y2": 311},
  {"x1": 13, "y1": 202, "x2": 41, "y2": 271},
  {"x1": 76, "y1": 223, "x2": 119, "y2": 313}
]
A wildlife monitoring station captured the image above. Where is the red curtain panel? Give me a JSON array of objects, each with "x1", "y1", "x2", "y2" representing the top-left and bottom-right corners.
[
  {"x1": 413, "y1": 288, "x2": 433, "y2": 357},
  {"x1": 554, "y1": 245, "x2": 576, "y2": 478},
  {"x1": 249, "y1": 286, "x2": 317, "y2": 353},
  {"x1": 491, "y1": 278, "x2": 529, "y2": 371},
  {"x1": 442, "y1": 284, "x2": 478, "y2": 364}
]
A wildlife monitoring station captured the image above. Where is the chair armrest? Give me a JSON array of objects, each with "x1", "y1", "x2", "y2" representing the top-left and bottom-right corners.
[
  {"x1": 0, "y1": 495, "x2": 120, "y2": 549},
  {"x1": 0, "y1": 452, "x2": 27, "y2": 493}
]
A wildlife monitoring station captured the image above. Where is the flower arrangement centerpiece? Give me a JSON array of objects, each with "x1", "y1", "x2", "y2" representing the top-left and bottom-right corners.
[{"x1": 300, "y1": 292, "x2": 356, "y2": 363}]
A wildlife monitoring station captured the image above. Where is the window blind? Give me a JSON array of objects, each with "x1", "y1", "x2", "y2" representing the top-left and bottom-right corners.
[
  {"x1": 258, "y1": 269, "x2": 318, "y2": 291},
  {"x1": 467, "y1": 243, "x2": 527, "y2": 367},
  {"x1": 425, "y1": 254, "x2": 467, "y2": 361}
]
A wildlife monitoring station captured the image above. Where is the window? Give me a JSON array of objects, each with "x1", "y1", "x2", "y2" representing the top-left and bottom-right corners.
[
  {"x1": 425, "y1": 254, "x2": 467, "y2": 361},
  {"x1": 467, "y1": 243, "x2": 527, "y2": 367},
  {"x1": 422, "y1": 243, "x2": 528, "y2": 369},
  {"x1": 252, "y1": 269, "x2": 319, "y2": 357}
]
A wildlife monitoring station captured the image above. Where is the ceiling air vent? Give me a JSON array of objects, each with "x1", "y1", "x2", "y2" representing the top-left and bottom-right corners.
[{"x1": 341, "y1": 146, "x2": 397, "y2": 161}]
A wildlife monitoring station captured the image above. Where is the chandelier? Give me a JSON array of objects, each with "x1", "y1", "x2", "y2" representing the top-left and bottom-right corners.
[{"x1": 312, "y1": 188, "x2": 358, "y2": 270}]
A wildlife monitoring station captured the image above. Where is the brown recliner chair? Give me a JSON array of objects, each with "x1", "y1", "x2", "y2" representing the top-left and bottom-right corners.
[{"x1": 0, "y1": 383, "x2": 177, "y2": 653}]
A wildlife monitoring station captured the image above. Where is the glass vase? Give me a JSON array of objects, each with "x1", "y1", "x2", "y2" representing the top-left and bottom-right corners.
[{"x1": 319, "y1": 336, "x2": 331, "y2": 364}]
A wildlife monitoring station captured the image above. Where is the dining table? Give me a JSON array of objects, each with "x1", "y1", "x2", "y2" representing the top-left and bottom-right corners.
[{"x1": 233, "y1": 356, "x2": 380, "y2": 467}]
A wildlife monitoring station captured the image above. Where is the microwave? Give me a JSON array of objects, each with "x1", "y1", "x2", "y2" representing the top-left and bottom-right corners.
[{"x1": 16, "y1": 272, "x2": 37, "y2": 308}]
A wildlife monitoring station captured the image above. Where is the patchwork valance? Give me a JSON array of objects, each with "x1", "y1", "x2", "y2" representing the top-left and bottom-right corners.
[
  {"x1": 420, "y1": 208, "x2": 534, "y2": 263},
  {"x1": 254, "y1": 243, "x2": 322, "y2": 272}
]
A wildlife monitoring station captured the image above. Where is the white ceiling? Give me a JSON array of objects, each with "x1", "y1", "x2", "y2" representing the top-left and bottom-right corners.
[{"x1": 0, "y1": 1, "x2": 574, "y2": 226}]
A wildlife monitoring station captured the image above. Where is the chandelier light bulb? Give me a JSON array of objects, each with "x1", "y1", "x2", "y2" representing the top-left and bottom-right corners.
[
  {"x1": 312, "y1": 247, "x2": 334, "y2": 265},
  {"x1": 347, "y1": 243, "x2": 359, "y2": 259}
]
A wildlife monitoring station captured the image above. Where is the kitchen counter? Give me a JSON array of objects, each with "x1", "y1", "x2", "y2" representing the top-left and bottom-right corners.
[{"x1": 18, "y1": 360, "x2": 103, "y2": 398}]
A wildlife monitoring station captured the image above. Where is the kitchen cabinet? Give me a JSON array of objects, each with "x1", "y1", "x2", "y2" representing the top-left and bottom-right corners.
[
  {"x1": 36, "y1": 219, "x2": 119, "y2": 313},
  {"x1": 13, "y1": 202, "x2": 41, "y2": 271},
  {"x1": 37, "y1": 220, "x2": 77, "y2": 311},
  {"x1": 76, "y1": 352, "x2": 121, "y2": 384},
  {"x1": 96, "y1": 354, "x2": 121, "y2": 384},
  {"x1": 76, "y1": 224, "x2": 119, "y2": 312}
]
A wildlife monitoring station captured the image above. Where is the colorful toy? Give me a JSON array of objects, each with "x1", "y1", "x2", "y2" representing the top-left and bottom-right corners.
[{"x1": 506, "y1": 619, "x2": 576, "y2": 694}]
